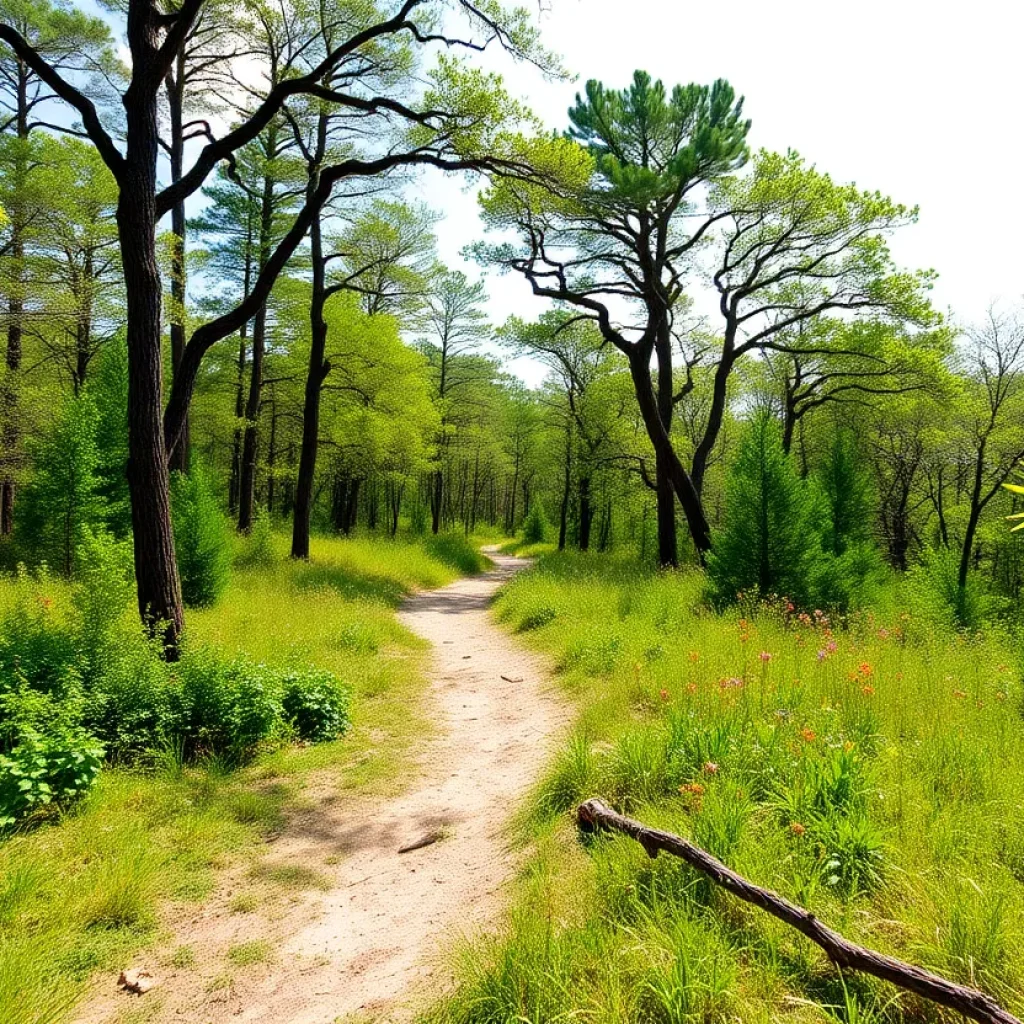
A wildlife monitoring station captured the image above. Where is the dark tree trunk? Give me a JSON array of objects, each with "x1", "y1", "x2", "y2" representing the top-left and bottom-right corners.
[
  {"x1": 626, "y1": 349, "x2": 707, "y2": 562},
  {"x1": 431, "y1": 467, "x2": 443, "y2": 535},
  {"x1": 265, "y1": 397, "x2": 277, "y2": 514},
  {"x1": 237, "y1": 301, "x2": 267, "y2": 533},
  {"x1": 120, "y1": 15, "x2": 185, "y2": 651},
  {"x1": 692, "y1": 344, "x2": 735, "y2": 497},
  {"x1": 345, "y1": 477, "x2": 360, "y2": 534},
  {"x1": 228, "y1": 324, "x2": 247, "y2": 513},
  {"x1": 959, "y1": 443, "x2": 987, "y2": 594},
  {"x1": 291, "y1": 113, "x2": 330, "y2": 560},
  {"x1": 1, "y1": 65, "x2": 28, "y2": 535},
  {"x1": 558, "y1": 431, "x2": 571, "y2": 551}
]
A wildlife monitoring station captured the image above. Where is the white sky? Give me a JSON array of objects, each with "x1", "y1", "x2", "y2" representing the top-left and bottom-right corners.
[{"x1": 410, "y1": 0, "x2": 1024, "y2": 384}]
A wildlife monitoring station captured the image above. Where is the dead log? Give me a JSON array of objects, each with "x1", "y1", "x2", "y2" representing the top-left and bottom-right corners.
[{"x1": 577, "y1": 798, "x2": 1020, "y2": 1024}]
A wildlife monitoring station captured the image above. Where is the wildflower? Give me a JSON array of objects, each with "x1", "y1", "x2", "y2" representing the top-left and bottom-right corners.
[
  {"x1": 38, "y1": 595, "x2": 54, "y2": 611},
  {"x1": 689, "y1": 651, "x2": 699, "y2": 662},
  {"x1": 997, "y1": 691, "x2": 1007, "y2": 702},
  {"x1": 843, "y1": 740, "x2": 856, "y2": 753},
  {"x1": 878, "y1": 628, "x2": 890, "y2": 640},
  {"x1": 861, "y1": 684, "x2": 875, "y2": 697},
  {"x1": 858, "y1": 662, "x2": 874, "y2": 678},
  {"x1": 739, "y1": 633, "x2": 749, "y2": 644},
  {"x1": 826, "y1": 640, "x2": 838, "y2": 654},
  {"x1": 790, "y1": 822, "x2": 807, "y2": 836},
  {"x1": 680, "y1": 782, "x2": 705, "y2": 797},
  {"x1": 703, "y1": 761, "x2": 720, "y2": 775},
  {"x1": 816, "y1": 649, "x2": 827, "y2": 662},
  {"x1": 786, "y1": 601, "x2": 795, "y2": 613},
  {"x1": 659, "y1": 688, "x2": 669, "y2": 702},
  {"x1": 759, "y1": 651, "x2": 773, "y2": 663},
  {"x1": 953, "y1": 689, "x2": 967, "y2": 700},
  {"x1": 799, "y1": 727, "x2": 817, "y2": 743},
  {"x1": 686, "y1": 682, "x2": 697, "y2": 695},
  {"x1": 738, "y1": 618, "x2": 748, "y2": 630},
  {"x1": 719, "y1": 676, "x2": 743, "y2": 690}
]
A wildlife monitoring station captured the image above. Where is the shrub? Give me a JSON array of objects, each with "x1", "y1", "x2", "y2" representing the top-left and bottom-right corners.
[
  {"x1": 235, "y1": 511, "x2": 276, "y2": 569},
  {"x1": 522, "y1": 503, "x2": 549, "y2": 544},
  {"x1": 171, "y1": 463, "x2": 232, "y2": 607},
  {"x1": 281, "y1": 668, "x2": 350, "y2": 742},
  {"x1": 0, "y1": 719, "x2": 103, "y2": 829},
  {"x1": 0, "y1": 569, "x2": 80, "y2": 702}
]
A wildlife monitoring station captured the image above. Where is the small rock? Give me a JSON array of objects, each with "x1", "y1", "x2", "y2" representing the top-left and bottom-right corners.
[{"x1": 118, "y1": 968, "x2": 157, "y2": 995}]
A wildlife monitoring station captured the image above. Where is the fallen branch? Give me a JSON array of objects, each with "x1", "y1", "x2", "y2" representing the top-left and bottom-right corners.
[{"x1": 576, "y1": 799, "x2": 1020, "y2": 1024}]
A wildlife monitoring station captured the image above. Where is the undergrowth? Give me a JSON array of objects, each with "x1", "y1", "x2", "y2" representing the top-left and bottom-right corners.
[
  {"x1": 0, "y1": 530, "x2": 471, "y2": 1024},
  {"x1": 426, "y1": 550, "x2": 1024, "y2": 1023}
]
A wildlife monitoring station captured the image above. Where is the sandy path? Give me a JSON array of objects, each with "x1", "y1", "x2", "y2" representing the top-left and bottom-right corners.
[{"x1": 81, "y1": 550, "x2": 564, "y2": 1024}]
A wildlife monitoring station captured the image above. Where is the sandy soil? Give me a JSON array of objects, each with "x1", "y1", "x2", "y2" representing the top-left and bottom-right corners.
[{"x1": 77, "y1": 550, "x2": 565, "y2": 1024}]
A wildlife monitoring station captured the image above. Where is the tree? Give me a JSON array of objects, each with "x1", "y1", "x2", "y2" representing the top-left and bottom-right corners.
[
  {"x1": 479, "y1": 71, "x2": 750, "y2": 565},
  {"x1": 417, "y1": 266, "x2": 489, "y2": 534},
  {"x1": 0, "y1": 0, "x2": 114, "y2": 534},
  {"x1": 948, "y1": 307, "x2": 1024, "y2": 594},
  {"x1": 1, "y1": 0, "x2": 561, "y2": 652},
  {"x1": 694, "y1": 150, "x2": 937, "y2": 498},
  {"x1": 706, "y1": 411, "x2": 822, "y2": 607}
]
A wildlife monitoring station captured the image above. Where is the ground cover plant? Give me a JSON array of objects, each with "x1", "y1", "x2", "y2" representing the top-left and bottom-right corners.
[
  {"x1": 0, "y1": 530, "x2": 479, "y2": 1024},
  {"x1": 426, "y1": 551, "x2": 1024, "y2": 1023}
]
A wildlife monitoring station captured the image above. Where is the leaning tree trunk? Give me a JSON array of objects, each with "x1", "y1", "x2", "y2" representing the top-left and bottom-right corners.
[{"x1": 119, "y1": 73, "x2": 184, "y2": 651}]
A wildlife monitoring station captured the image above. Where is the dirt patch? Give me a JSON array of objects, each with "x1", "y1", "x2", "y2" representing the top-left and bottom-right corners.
[{"x1": 76, "y1": 550, "x2": 565, "y2": 1024}]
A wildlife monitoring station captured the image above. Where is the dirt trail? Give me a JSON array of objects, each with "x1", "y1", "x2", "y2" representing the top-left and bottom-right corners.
[{"x1": 80, "y1": 550, "x2": 565, "y2": 1024}]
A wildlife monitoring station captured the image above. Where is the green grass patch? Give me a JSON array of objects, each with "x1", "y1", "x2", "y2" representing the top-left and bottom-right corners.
[{"x1": 428, "y1": 550, "x2": 1024, "y2": 1023}]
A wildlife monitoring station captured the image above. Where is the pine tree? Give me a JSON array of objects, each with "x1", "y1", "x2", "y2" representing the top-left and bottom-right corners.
[
  {"x1": 707, "y1": 412, "x2": 823, "y2": 606},
  {"x1": 18, "y1": 394, "x2": 102, "y2": 575}
]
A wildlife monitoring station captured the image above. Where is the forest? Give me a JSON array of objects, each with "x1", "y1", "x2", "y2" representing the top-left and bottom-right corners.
[{"x1": 1, "y1": 0, "x2": 1023, "y2": 1022}]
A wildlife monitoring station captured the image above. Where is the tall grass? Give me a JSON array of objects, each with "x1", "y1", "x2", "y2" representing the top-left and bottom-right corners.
[
  {"x1": 429, "y1": 550, "x2": 1024, "y2": 1022},
  {"x1": 0, "y1": 531, "x2": 473, "y2": 1024}
]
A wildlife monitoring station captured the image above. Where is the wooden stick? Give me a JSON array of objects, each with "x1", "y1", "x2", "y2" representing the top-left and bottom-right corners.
[{"x1": 577, "y1": 799, "x2": 1020, "y2": 1024}]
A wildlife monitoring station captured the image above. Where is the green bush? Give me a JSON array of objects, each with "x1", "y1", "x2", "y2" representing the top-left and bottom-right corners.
[
  {"x1": 171, "y1": 463, "x2": 232, "y2": 607},
  {"x1": 0, "y1": 725, "x2": 103, "y2": 829},
  {"x1": 281, "y1": 669, "x2": 350, "y2": 742},
  {"x1": 235, "y1": 511, "x2": 277, "y2": 569},
  {"x1": 522, "y1": 503, "x2": 549, "y2": 544}
]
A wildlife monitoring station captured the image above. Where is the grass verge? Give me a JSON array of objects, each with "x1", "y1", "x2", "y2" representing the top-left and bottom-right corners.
[{"x1": 426, "y1": 550, "x2": 1024, "y2": 1023}]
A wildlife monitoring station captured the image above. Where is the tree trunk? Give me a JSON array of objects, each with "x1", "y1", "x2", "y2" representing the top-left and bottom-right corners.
[
  {"x1": 120, "y1": 32, "x2": 185, "y2": 651},
  {"x1": 237, "y1": 301, "x2": 267, "y2": 533},
  {"x1": 558, "y1": 430, "x2": 571, "y2": 551},
  {"x1": 431, "y1": 467, "x2": 443, "y2": 534},
  {"x1": 627, "y1": 350, "x2": 710, "y2": 558},
  {"x1": 692, "y1": 346, "x2": 735, "y2": 496}
]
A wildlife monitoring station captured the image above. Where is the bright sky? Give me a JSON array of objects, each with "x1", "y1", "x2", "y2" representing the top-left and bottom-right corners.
[{"x1": 413, "y1": 0, "x2": 1024, "y2": 384}]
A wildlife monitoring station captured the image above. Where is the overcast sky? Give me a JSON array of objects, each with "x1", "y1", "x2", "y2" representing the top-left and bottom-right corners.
[{"x1": 411, "y1": 0, "x2": 1024, "y2": 383}]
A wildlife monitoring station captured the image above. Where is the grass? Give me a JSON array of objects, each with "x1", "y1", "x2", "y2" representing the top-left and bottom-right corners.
[
  {"x1": 426, "y1": 550, "x2": 1024, "y2": 1023},
  {"x1": 0, "y1": 530, "x2": 481, "y2": 1024}
]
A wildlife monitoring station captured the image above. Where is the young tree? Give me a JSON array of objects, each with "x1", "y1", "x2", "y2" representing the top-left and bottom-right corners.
[{"x1": 706, "y1": 411, "x2": 822, "y2": 606}]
